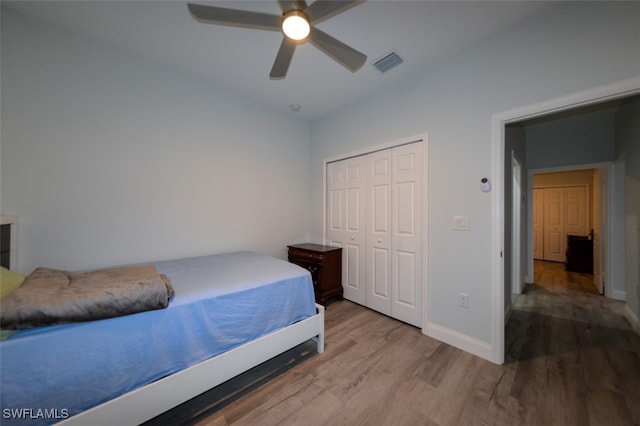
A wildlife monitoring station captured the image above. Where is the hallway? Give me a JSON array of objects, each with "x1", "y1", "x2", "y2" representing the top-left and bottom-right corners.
[{"x1": 505, "y1": 260, "x2": 640, "y2": 424}]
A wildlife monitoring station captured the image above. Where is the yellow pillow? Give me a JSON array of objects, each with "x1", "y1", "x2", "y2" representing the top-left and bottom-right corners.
[{"x1": 1, "y1": 267, "x2": 25, "y2": 298}]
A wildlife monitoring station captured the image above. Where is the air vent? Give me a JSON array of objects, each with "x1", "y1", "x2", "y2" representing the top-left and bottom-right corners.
[{"x1": 372, "y1": 51, "x2": 403, "y2": 74}]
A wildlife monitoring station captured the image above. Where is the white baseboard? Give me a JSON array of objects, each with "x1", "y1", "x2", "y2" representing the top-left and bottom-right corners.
[
  {"x1": 611, "y1": 289, "x2": 627, "y2": 301},
  {"x1": 624, "y1": 305, "x2": 640, "y2": 337},
  {"x1": 425, "y1": 322, "x2": 494, "y2": 363},
  {"x1": 504, "y1": 303, "x2": 513, "y2": 324}
]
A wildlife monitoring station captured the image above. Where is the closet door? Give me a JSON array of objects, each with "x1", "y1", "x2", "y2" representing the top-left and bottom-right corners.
[
  {"x1": 326, "y1": 140, "x2": 424, "y2": 327},
  {"x1": 543, "y1": 188, "x2": 565, "y2": 262},
  {"x1": 391, "y1": 143, "x2": 423, "y2": 327},
  {"x1": 533, "y1": 189, "x2": 544, "y2": 260},
  {"x1": 327, "y1": 158, "x2": 366, "y2": 304},
  {"x1": 564, "y1": 186, "x2": 588, "y2": 237},
  {"x1": 366, "y1": 149, "x2": 392, "y2": 316}
]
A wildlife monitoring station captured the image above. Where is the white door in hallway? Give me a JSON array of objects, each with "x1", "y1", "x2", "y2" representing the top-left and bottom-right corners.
[
  {"x1": 543, "y1": 188, "x2": 565, "y2": 262},
  {"x1": 536, "y1": 185, "x2": 590, "y2": 263},
  {"x1": 564, "y1": 186, "x2": 588, "y2": 237},
  {"x1": 533, "y1": 189, "x2": 544, "y2": 260}
]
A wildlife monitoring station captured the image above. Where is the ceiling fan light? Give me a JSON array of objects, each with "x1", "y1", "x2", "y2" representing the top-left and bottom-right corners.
[{"x1": 282, "y1": 11, "x2": 310, "y2": 41}]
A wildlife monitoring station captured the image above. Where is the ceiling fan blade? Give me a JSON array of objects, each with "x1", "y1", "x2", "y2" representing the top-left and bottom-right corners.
[
  {"x1": 277, "y1": 0, "x2": 308, "y2": 13},
  {"x1": 304, "y1": 0, "x2": 364, "y2": 24},
  {"x1": 187, "y1": 3, "x2": 281, "y2": 31},
  {"x1": 308, "y1": 27, "x2": 366, "y2": 72},
  {"x1": 270, "y1": 38, "x2": 297, "y2": 79}
]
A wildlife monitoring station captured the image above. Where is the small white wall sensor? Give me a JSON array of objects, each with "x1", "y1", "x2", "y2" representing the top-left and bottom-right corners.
[{"x1": 480, "y1": 177, "x2": 491, "y2": 192}]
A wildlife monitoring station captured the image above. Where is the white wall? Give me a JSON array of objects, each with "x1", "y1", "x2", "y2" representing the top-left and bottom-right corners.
[
  {"x1": 615, "y1": 97, "x2": 640, "y2": 325},
  {"x1": 0, "y1": 9, "x2": 311, "y2": 274},
  {"x1": 525, "y1": 107, "x2": 616, "y2": 169},
  {"x1": 308, "y1": 2, "x2": 640, "y2": 360}
]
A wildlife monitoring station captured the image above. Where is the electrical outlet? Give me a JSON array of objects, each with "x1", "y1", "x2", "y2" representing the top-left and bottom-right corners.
[{"x1": 457, "y1": 292, "x2": 469, "y2": 308}]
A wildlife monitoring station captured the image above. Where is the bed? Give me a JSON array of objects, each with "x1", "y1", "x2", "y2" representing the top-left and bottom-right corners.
[{"x1": 0, "y1": 251, "x2": 325, "y2": 425}]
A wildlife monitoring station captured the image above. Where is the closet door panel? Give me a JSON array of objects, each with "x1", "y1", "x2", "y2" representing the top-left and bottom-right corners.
[
  {"x1": 366, "y1": 151, "x2": 392, "y2": 315},
  {"x1": 329, "y1": 192, "x2": 342, "y2": 233},
  {"x1": 345, "y1": 160, "x2": 366, "y2": 304},
  {"x1": 327, "y1": 159, "x2": 366, "y2": 304},
  {"x1": 346, "y1": 244, "x2": 362, "y2": 297},
  {"x1": 396, "y1": 251, "x2": 416, "y2": 305},
  {"x1": 391, "y1": 143, "x2": 423, "y2": 327},
  {"x1": 372, "y1": 247, "x2": 391, "y2": 297},
  {"x1": 372, "y1": 185, "x2": 390, "y2": 233},
  {"x1": 396, "y1": 182, "x2": 416, "y2": 234},
  {"x1": 533, "y1": 188, "x2": 544, "y2": 260},
  {"x1": 543, "y1": 188, "x2": 565, "y2": 262},
  {"x1": 326, "y1": 163, "x2": 344, "y2": 250},
  {"x1": 564, "y1": 186, "x2": 588, "y2": 236}
]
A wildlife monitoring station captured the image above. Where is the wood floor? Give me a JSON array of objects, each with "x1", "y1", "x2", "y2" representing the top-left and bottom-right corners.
[{"x1": 152, "y1": 260, "x2": 640, "y2": 426}]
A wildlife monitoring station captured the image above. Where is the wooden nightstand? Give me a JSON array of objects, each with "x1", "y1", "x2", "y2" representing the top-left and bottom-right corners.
[{"x1": 287, "y1": 243, "x2": 342, "y2": 306}]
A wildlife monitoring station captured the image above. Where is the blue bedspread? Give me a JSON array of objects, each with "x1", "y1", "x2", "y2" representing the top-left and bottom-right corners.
[{"x1": 0, "y1": 252, "x2": 316, "y2": 425}]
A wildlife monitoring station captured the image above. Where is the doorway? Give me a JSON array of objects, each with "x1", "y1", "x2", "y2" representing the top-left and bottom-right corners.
[
  {"x1": 531, "y1": 171, "x2": 598, "y2": 297},
  {"x1": 492, "y1": 78, "x2": 640, "y2": 365}
]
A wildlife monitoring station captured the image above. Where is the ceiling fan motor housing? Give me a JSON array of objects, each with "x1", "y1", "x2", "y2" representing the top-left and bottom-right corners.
[{"x1": 282, "y1": 10, "x2": 310, "y2": 41}]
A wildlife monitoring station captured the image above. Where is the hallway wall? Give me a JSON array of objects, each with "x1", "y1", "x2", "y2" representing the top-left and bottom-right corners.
[{"x1": 615, "y1": 96, "x2": 640, "y2": 327}]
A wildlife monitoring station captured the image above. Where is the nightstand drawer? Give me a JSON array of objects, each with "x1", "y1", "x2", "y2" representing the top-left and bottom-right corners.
[{"x1": 288, "y1": 248, "x2": 322, "y2": 261}]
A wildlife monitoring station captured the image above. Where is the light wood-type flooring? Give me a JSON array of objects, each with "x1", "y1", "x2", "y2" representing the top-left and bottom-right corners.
[{"x1": 150, "y1": 260, "x2": 640, "y2": 426}]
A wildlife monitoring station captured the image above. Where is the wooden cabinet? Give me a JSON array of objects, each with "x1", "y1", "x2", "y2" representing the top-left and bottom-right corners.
[
  {"x1": 1, "y1": 224, "x2": 10, "y2": 269},
  {"x1": 565, "y1": 235, "x2": 593, "y2": 273},
  {"x1": 0, "y1": 216, "x2": 17, "y2": 270},
  {"x1": 287, "y1": 244, "x2": 342, "y2": 306}
]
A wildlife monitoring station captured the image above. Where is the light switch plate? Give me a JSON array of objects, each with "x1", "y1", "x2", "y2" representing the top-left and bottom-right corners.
[{"x1": 453, "y1": 216, "x2": 469, "y2": 230}]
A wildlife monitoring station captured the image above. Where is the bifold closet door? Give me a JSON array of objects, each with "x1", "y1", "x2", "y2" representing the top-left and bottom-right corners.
[
  {"x1": 391, "y1": 142, "x2": 424, "y2": 327},
  {"x1": 543, "y1": 188, "x2": 565, "y2": 262},
  {"x1": 326, "y1": 157, "x2": 366, "y2": 305},
  {"x1": 536, "y1": 186, "x2": 589, "y2": 262},
  {"x1": 365, "y1": 149, "x2": 393, "y2": 316},
  {"x1": 326, "y1": 141, "x2": 424, "y2": 327},
  {"x1": 533, "y1": 188, "x2": 544, "y2": 260}
]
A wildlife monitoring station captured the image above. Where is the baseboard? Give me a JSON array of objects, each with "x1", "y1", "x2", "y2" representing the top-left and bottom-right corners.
[
  {"x1": 505, "y1": 292, "x2": 523, "y2": 324},
  {"x1": 624, "y1": 305, "x2": 640, "y2": 337},
  {"x1": 425, "y1": 322, "x2": 494, "y2": 363},
  {"x1": 504, "y1": 303, "x2": 513, "y2": 324},
  {"x1": 611, "y1": 289, "x2": 627, "y2": 301}
]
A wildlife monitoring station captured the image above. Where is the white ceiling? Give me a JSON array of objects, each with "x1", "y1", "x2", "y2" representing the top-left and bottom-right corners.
[{"x1": 3, "y1": 0, "x2": 558, "y2": 121}]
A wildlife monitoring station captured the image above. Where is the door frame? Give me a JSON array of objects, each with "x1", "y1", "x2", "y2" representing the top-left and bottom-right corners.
[
  {"x1": 511, "y1": 152, "x2": 523, "y2": 295},
  {"x1": 491, "y1": 76, "x2": 640, "y2": 364}
]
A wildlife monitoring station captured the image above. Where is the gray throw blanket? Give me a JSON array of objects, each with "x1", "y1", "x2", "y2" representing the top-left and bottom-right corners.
[{"x1": 1, "y1": 264, "x2": 174, "y2": 329}]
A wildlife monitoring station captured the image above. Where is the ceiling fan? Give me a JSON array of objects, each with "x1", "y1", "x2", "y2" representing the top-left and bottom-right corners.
[{"x1": 187, "y1": 1, "x2": 367, "y2": 79}]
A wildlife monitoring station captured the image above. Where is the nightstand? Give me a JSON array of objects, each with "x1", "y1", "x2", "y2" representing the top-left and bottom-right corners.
[{"x1": 287, "y1": 243, "x2": 342, "y2": 306}]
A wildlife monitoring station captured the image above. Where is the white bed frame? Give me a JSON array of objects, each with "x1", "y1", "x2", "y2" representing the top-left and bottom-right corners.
[{"x1": 59, "y1": 304, "x2": 325, "y2": 426}]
